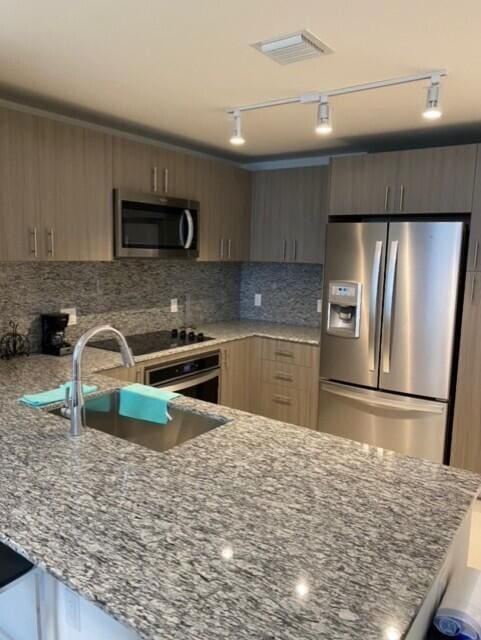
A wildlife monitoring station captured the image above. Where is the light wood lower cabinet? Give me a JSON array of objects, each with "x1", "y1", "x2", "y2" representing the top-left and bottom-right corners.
[
  {"x1": 254, "y1": 337, "x2": 320, "y2": 429},
  {"x1": 451, "y1": 272, "x2": 481, "y2": 473},
  {"x1": 220, "y1": 339, "x2": 254, "y2": 411}
]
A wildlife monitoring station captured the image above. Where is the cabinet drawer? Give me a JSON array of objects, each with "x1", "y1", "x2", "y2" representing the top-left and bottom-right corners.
[
  {"x1": 259, "y1": 383, "x2": 309, "y2": 427},
  {"x1": 261, "y1": 339, "x2": 314, "y2": 367},
  {"x1": 261, "y1": 359, "x2": 312, "y2": 389}
]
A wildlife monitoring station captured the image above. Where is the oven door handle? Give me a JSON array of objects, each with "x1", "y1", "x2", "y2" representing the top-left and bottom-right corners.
[
  {"x1": 179, "y1": 209, "x2": 194, "y2": 250},
  {"x1": 153, "y1": 368, "x2": 220, "y2": 393}
]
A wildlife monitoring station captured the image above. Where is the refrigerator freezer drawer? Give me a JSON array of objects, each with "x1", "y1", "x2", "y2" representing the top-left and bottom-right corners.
[{"x1": 318, "y1": 381, "x2": 448, "y2": 463}]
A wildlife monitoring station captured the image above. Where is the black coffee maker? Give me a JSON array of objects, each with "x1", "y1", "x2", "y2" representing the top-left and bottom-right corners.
[{"x1": 41, "y1": 313, "x2": 73, "y2": 356}]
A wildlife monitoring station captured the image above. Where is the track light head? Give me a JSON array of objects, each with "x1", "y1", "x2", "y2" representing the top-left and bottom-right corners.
[
  {"x1": 315, "y1": 96, "x2": 332, "y2": 134},
  {"x1": 423, "y1": 74, "x2": 442, "y2": 120},
  {"x1": 230, "y1": 110, "x2": 245, "y2": 145}
]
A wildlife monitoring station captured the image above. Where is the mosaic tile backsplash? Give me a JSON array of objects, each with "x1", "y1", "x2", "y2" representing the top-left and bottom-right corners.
[
  {"x1": 240, "y1": 262, "x2": 322, "y2": 327},
  {"x1": 0, "y1": 260, "x2": 241, "y2": 352},
  {"x1": 0, "y1": 260, "x2": 322, "y2": 352}
]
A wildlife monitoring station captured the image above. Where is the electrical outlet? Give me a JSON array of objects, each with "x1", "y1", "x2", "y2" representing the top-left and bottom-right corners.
[
  {"x1": 60, "y1": 307, "x2": 77, "y2": 326},
  {"x1": 65, "y1": 587, "x2": 81, "y2": 631},
  {"x1": 317, "y1": 299, "x2": 322, "y2": 313},
  {"x1": 254, "y1": 293, "x2": 262, "y2": 307},
  {"x1": 170, "y1": 298, "x2": 178, "y2": 313}
]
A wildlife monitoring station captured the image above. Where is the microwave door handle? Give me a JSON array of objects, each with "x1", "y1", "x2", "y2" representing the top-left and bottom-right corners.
[
  {"x1": 381, "y1": 240, "x2": 398, "y2": 374},
  {"x1": 183, "y1": 209, "x2": 194, "y2": 249},
  {"x1": 320, "y1": 381, "x2": 444, "y2": 415},
  {"x1": 368, "y1": 240, "x2": 383, "y2": 371},
  {"x1": 179, "y1": 211, "x2": 186, "y2": 247}
]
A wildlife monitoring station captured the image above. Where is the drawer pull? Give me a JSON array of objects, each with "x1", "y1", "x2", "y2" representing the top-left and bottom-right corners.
[
  {"x1": 274, "y1": 372, "x2": 293, "y2": 382},
  {"x1": 275, "y1": 350, "x2": 294, "y2": 358},
  {"x1": 273, "y1": 394, "x2": 293, "y2": 406}
]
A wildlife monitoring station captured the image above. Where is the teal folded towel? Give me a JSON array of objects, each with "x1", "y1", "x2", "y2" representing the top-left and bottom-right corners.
[
  {"x1": 119, "y1": 383, "x2": 180, "y2": 425},
  {"x1": 20, "y1": 382, "x2": 98, "y2": 408}
]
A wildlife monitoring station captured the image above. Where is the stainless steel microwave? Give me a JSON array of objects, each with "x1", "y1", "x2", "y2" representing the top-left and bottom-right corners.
[{"x1": 114, "y1": 189, "x2": 199, "y2": 259}]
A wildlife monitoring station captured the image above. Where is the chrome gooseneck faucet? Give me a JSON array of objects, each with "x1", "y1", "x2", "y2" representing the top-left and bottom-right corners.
[{"x1": 69, "y1": 325, "x2": 135, "y2": 437}]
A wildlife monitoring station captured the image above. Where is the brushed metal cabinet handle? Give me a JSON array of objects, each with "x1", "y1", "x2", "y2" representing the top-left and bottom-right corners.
[
  {"x1": 275, "y1": 350, "x2": 294, "y2": 358},
  {"x1": 273, "y1": 394, "x2": 293, "y2": 406},
  {"x1": 474, "y1": 241, "x2": 479, "y2": 270},
  {"x1": 274, "y1": 372, "x2": 294, "y2": 382},
  {"x1": 228, "y1": 238, "x2": 232, "y2": 259},
  {"x1": 293, "y1": 239, "x2": 298, "y2": 261},
  {"x1": 30, "y1": 228, "x2": 38, "y2": 257},
  {"x1": 219, "y1": 237, "x2": 224, "y2": 259},
  {"x1": 47, "y1": 228, "x2": 55, "y2": 257},
  {"x1": 399, "y1": 184, "x2": 405, "y2": 211},
  {"x1": 283, "y1": 240, "x2": 287, "y2": 261},
  {"x1": 163, "y1": 168, "x2": 169, "y2": 194},
  {"x1": 384, "y1": 186, "x2": 390, "y2": 212},
  {"x1": 471, "y1": 274, "x2": 477, "y2": 304},
  {"x1": 152, "y1": 166, "x2": 158, "y2": 193}
]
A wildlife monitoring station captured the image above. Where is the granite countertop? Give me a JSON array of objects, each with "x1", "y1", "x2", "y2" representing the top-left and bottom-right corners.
[{"x1": 0, "y1": 320, "x2": 479, "y2": 639}]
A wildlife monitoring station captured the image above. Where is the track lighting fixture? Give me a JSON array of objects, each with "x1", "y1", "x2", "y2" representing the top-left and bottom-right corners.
[
  {"x1": 315, "y1": 96, "x2": 332, "y2": 134},
  {"x1": 226, "y1": 70, "x2": 446, "y2": 145},
  {"x1": 229, "y1": 110, "x2": 245, "y2": 146},
  {"x1": 422, "y1": 74, "x2": 442, "y2": 120}
]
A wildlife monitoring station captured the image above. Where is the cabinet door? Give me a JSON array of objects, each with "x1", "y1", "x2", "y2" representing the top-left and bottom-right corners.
[
  {"x1": 464, "y1": 145, "x2": 481, "y2": 271},
  {"x1": 112, "y1": 137, "x2": 156, "y2": 193},
  {"x1": 222, "y1": 166, "x2": 251, "y2": 261},
  {"x1": 38, "y1": 120, "x2": 113, "y2": 261},
  {"x1": 451, "y1": 272, "x2": 481, "y2": 473},
  {"x1": 250, "y1": 170, "x2": 291, "y2": 262},
  {"x1": 328, "y1": 152, "x2": 399, "y2": 215},
  {"x1": 395, "y1": 145, "x2": 477, "y2": 214},
  {"x1": 288, "y1": 166, "x2": 329, "y2": 264},
  {"x1": 220, "y1": 339, "x2": 253, "y2": 411},
  {"x1": 0, "y1": 108, "x2": 40, "y2": 260}
]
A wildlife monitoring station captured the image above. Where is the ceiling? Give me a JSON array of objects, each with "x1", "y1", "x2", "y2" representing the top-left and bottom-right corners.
[{"x1": 1, "y1": 0, "x2": 481, "y2": 161}]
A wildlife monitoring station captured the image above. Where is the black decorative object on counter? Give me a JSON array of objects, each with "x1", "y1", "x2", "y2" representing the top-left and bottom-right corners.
[{"x1": 0, "y1": 321, "x2": 30, "y2": 360}]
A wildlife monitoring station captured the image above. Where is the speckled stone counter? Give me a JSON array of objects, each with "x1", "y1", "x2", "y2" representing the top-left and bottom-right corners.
[{"x1": 0, "y1": 321, "x2": 479, "y2": 640}]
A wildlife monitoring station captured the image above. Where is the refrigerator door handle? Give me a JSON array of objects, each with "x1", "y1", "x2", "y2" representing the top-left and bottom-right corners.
[
  {"x1": 368, "y1": 240, "x2": 383, "y2": 371},
  {"x1": 320, "y1": 381, "x2": 444, "y2": 415},
  {"x1": 381, "y1": 240, "x2": 399, "y2": 374}
]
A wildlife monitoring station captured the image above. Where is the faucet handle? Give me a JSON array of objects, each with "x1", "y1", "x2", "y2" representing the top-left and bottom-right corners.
[{"x1": 61, "y1": 384, "x2": 72, "y2": 418}]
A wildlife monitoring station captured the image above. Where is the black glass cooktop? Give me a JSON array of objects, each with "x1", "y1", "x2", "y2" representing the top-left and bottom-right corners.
[{"x1": 90, "y1": 330, "x2": 213, "y2": 356}]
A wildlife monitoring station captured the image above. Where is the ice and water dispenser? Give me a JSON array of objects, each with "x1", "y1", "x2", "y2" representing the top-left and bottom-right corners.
[{"x1": 326, "y1": 281, "x2": 362, "y2": 338}]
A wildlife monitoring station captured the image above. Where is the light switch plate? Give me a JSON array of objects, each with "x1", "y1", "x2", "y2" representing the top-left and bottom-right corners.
[
  {"x1": 170, "y1": 298, "x2": 178, "y2": 313},
  {"x1": 254, "y1": 293, "x2": 262, "y2": 307},
  {"x1": 317, "y1": 299, "x2": 322, "y2": 313},
  {"x1": 60, "y1": 307, "x2": 77, "y2": 326}
]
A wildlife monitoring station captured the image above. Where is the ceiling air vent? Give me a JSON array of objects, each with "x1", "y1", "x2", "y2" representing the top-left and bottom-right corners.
[{"x1": 252, "y1": 30, "x2": 333, "y2": 65}]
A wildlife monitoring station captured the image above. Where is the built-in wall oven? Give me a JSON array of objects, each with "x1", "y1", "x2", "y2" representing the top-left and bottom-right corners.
[
  {"x1": 144, "y1": 352, "x2": 220, "y2": 404},
  {"x1": 114, "y1": 189, "x2": 199, "y2": 259}
]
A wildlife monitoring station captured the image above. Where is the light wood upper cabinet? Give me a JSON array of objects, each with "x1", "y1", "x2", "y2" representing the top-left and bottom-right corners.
[
  {"x1": 38, "y1": 119, "x2": 113, "y2": 261},
  {"x1": 0, "y1": 108, "x2": 113, "y2": 261},
  {"x1": 112, "y1": 137, "x2": 157, "y2": 193},
  {"x1": 451, "y1": 272, "x2": 481, "y2": 473},
  {"x1": 395, "y1": 145, "x2": 477, "y2": 214},
  {"x1": 329, "y1": 145, "x2": 477, "y2": 216},
  {"x1": 467, "y1": 145, "x2": 481, "y2": 271},
  {"x1": 329, "y1": 152, "x2": 399, "y2": 215},
  {"x1": 0, "y1": 108, "x2": 41, "y2": 260},
  {"x1": 250, "y1": 166, "x2": 328, "y2": 264}
]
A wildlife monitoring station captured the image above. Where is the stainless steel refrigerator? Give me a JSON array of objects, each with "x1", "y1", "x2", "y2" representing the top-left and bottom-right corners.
[{"x1": 319, "y1": 220, "x2": 465, "y2": 463}]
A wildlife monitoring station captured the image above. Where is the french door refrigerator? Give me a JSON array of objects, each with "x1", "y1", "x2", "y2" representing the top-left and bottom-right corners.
[{"x1": 319, "y1": 220, "x2": 465, "y2": 463}]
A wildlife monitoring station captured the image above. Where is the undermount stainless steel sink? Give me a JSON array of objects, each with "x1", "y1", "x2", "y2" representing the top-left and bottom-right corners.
[{"x1": 51, "y1": 390, "x2": 226, "y2": 453}]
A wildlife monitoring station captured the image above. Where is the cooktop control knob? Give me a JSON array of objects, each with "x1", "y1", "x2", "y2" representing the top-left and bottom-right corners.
[
  {"x1": 171, "y1": 328, "x2": 178, "y2": 339},
  {"x1": 179, "y1": 329, "x2": 187, "y2": 340},
  {"x1": 188, "y1": 331, "x2": 196, "y2": 342},
  {"x1": 197, "y1": 332, "x2": 204, "y2": 342}
]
